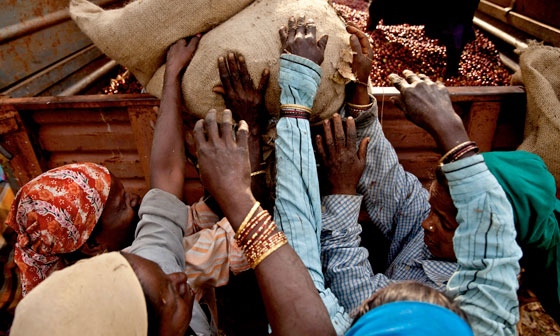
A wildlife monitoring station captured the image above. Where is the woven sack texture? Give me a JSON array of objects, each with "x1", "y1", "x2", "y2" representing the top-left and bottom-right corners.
[
  {"x1": 512, "y1": 43, "x2": 560, "y2": 190},
  {"x1": 70, "y1": 0, "x2": 255, "y2": 85},
  {"x1": 71, "y1": 0, "x2": 351, "y2": 122},
  {"x1": 147, "y1": 0, "x2": 350, "y2": 121}
]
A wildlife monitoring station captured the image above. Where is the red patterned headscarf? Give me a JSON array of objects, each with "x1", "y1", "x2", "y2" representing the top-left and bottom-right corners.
[{"x1": 5, "y1": 163, "x2": 111, "y2": 295}]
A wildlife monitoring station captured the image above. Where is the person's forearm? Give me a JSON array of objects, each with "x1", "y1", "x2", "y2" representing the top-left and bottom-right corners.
[
  {"x1": 255, "y1": 245, "x2": 336, "y2": 336},
  {"x1": 444, "y1": 156, "x2": 521, "y2": 336},
  {"x1": 150, "y1": 72, "x2": 186, "y2": 197},
  {"x1": 248, "y1": 134, "x2": 266, "y2": 204},
  {"x1": 346, "y1": 83, "x2": 370, "y2": 107}
]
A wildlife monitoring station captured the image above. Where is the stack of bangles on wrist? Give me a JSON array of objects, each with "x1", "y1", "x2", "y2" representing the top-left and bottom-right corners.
[
  {"x1": 234, "y1": 202, "x2": 288, "y2": 269},
  {"x1": 438, "y1": 140, "x2": 479, "y2": 165},
  {"x1": 280, "y1": 104, "x2": 311, "y2": 119},
  {"x1": 346, "y1": 101, "x2": 374, "y2": 116}
]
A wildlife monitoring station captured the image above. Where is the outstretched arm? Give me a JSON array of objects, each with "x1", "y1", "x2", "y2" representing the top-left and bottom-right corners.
[
  {"x1": 150, "y1": 36, "x2": 199, "y2": 198},
  {"x1": 390, "y1": 70, "x2": 522, "y2": 336},
  {"x1": 194, "y1": 110, "x2": 335, "y2": 336},
  {"x1": 213, "y1": 52, "x2": 270, "y2": 205}
]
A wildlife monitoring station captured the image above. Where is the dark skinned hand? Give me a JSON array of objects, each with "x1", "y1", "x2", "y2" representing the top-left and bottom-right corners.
[
  {"x1": 347, "y1": 24, "x2": 373, "y2": 84},
  {"x1": 316, "y1": 114, "x2": 369, "y2": 195},
  {"x1": 279, "y1": 16, "x2": 329, "y2": 65},
  {"x1": 213, "y1": 52, "x2": 270, "y2": 134},
  {"x1": 388, "y1": 70, "x2": 471, "y2": 155},
  {"x1": 346, "y1": 23, "x2": 374, "y2": 111},
  {"x1": 194, "y1": 109, "x2": 256, "y2": 228},
  {"x1": 164, "y1": 35, "x2": 201, "y2": 80}
]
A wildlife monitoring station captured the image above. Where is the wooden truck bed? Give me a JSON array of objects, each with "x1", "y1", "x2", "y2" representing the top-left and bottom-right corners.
[{"x1": 0, "y1": 86, "x2": 526, "y2": 205}]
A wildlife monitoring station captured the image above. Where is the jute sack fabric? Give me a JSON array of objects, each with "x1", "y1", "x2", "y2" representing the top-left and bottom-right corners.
[
  {"x1": 512, "y1": 42, "x2": 560, "y2": 190},
  {"x1": 69, "y1": 0, "x2": 255, "y2": 85},
  {"x1": 146, "y1": 0, "x2": 351, "y2": 122}
]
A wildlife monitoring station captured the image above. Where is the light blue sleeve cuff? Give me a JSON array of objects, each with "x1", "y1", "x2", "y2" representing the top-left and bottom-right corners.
[
  {"x1": 442, "y1": 154, "x2": 499, "y2": 199},
  {"x1": 278, "y1": 54, "x2": 322, "y2": 109}
]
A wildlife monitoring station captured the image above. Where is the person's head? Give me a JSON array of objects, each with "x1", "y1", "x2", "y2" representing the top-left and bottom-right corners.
[
  {"x1": 10, "y1": 252, "x2": 194, "y2": 336},
  {"x1": 5, "y1": 163, "x2": 140, "y2": 294},
  {"x1": 348, "y1": 282, "x2": 472, "y2": 335},
  {"x1": 122, "y1": 252, "x2": 195, "y2": 336},
  {"x1": 88, "y1": 172, "x2": 140, "y2": 252},
  {"x1": 353, "y1": 281, "x2": 468, "y2": 322},
  {"x1": 421, "y1": 169, "x2": 459, "y2": 261}
]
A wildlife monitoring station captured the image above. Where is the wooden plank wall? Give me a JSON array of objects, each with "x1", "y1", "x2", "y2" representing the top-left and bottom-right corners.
[{"x1": 0, "y1": 87, "x2": 526, "y2": 205}]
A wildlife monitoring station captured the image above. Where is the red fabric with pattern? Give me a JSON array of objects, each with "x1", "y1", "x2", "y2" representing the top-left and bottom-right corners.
[{"x1": 5, "y1": 163, "x2": 111, "y2": 295}]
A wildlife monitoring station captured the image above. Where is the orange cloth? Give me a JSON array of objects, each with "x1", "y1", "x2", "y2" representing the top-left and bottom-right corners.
[
  {"x1": 5, "y1": 163, "x2": 111, "y2": 295},
  {"x1": 183, "y1": 199, "x2": 249, "y2": 301}
]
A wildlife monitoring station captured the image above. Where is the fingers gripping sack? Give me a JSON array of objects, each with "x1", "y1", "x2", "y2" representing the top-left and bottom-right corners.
[{"x1": 71, "y1": 0, "x2": 353, "y2": 122}]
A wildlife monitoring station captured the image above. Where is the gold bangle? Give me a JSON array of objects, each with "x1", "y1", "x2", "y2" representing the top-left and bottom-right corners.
[
  {"x1": 251, "y1": 234, "x2": 288, "y2": 269},
  {"x1": 280, "y1": 104, "x2": 312, "y2": 114},
  {"x1": 250, "y1": 170, "x2": 266, "y2": 177},
  {"x1": 234, "y1": 201, "x2": 260, "y2": 240},
  {"x1": 438, "y1": 141, "x2": 474, "y2": 166},
  {"x1": 346, "y1": 101, "x2": 374, "y2": 110}
]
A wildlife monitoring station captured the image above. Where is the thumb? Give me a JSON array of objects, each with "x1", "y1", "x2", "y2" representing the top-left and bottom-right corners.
[
  {"x1": 317, "y1": 35, "x2": 329, "y2": 53},
  {"x1": 358, "y1": 137, "x2": 369, "y2": 162},
  {"x1": 390, "y1": 96, "x2": 407, "y2": 113},
  {"x1": 212, "y1": 85, "x2": 225, "y2": 95}
]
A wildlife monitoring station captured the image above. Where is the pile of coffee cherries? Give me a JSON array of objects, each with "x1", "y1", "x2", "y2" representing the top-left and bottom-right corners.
[
  {"x1": 103, "y1": 67, "x2": 143, "y2": 95},
  {"x1": 331, "y1": 0, "x2": 512, "y2": 86}
]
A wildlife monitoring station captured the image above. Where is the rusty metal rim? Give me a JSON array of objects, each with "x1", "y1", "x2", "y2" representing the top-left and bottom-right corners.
[
  {"x1": 478, "y1": 0, "x2": 560, "y2": 47},
  {"x1": 0, "y1": 0, "x2": 120, "y2": 43},
  {"x1": 473, "y1": 16, "x2": 529, "y2": 50},
  {"x1": 58, "y1": 60, "x2": 119, "y2": 96}
]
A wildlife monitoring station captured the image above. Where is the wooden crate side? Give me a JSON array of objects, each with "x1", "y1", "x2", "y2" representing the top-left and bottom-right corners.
[{"x1": 0, "y1": 105, "x2": 42, "y2": 188}]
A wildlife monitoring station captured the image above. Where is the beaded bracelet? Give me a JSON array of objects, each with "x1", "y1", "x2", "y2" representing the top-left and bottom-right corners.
[
  {"x1": 250, "y1": 170, "x2": 266, "y2": 177},
  {"x1": 438, "y1": 141, "x2": 478, "y2": 166},
  {"x1": 252, "y1": 233, "x2": 288, "y2": 268},
  {"x1": 234, "y1": 201, "x2": 260, "y2": 240},
  {"x1": 280, "y1": 110, "x2": 310, "y2": 119},
  {"x1": 235, "y1": 210, "x2": 288, "y2": 269},
  {"x1": 451, "y1": 143, "x2": 479, "y2": 163},
  {"x1": 280, "y1": 104, "x2": 312, "y2": 114},
  {"x1": 238, "y1": 210, "x2": 269, "y2": 244},
  {"x1": 346, "y1": 101, "x2": 374, "y2": 110}
]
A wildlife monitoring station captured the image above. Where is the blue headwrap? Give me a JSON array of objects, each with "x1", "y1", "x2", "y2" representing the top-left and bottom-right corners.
[{"x1": 346, "y1": 301, "x2": 473, "y2": 336}]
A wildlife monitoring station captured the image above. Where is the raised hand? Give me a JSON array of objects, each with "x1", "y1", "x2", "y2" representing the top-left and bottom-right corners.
[
  {"x1": 164, "y1": 35, "x2": 200, "y2": 80},
  {"x1": 347, "y1": 24, "x2": 373, "y2": 85},
  {"x1": 279, "y1": 16, "x2": 328, "y2": 65},
  {"x1": 388, "y1": 70, "x2": 470, "y2": 154},
  {"x1": 193, "y1": 109, "x2": 256, "y2": 228},
  {"x1": 316, "y1": 114, "x2": 369, "y2": 195},
  {"x1": 213, "y1": 53, "x2": 270, "y2": 134},
  {"x1": 346, "y1": 23, "x2": 374, "y2": 109}
]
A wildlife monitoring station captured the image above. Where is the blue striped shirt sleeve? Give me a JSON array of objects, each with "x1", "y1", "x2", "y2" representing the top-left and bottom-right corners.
[{"x1": 443, "y1": 155, "x2": 522, "y2": 336}]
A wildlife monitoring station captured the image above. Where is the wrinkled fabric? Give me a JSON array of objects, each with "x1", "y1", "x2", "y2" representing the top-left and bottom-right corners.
[
  {"x1": 11, "y1": 252, "x2": 147, "y2": 336},
  {"x1": 5, "y1": 163, "x2": 110, "y2": 295},
  {"x1": 346, "y1": 301, "x2": 473, "y2": 336},
  {"x1": 275, "y1": 54, "x2": 352, "y2": 334},
  {"x1": 184, "y1": 198, "x2": 249, "y2": 301},
  {"x1": 483, "y1": 150, "x2": 560, "y2": 317}
]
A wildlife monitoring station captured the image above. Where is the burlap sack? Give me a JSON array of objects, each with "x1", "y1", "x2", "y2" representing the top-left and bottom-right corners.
[
  {"x1": 69, "y1": 0, "x2": 255, "y2": 85},
  {"x1": 146, "y1": 0, "x2": 350, "y2": 121},
  {"x1": 512, "y1": 42, "x2": 560, "y2": 190}
]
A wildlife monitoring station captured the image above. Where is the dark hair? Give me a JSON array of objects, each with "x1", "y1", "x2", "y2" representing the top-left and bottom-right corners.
[{"x1": 352, "y1": 281, "x2": 469, "y2": 325}]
